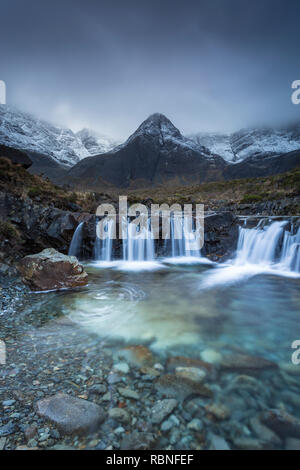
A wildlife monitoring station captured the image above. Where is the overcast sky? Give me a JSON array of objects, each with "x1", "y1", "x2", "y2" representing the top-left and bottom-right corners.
[{"x1": 0, "y1": 0, "x2": 299, "y2": 139}]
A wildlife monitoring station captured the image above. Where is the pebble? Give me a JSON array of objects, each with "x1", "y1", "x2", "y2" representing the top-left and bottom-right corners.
[
  {"x1": 200, "y1": 349, "x2": 222, "y2": 364},
  {"x1": 187, "y1": 418, "x2": 203, "y2": 432},
  {"x1": 113, "y1": 362, "x2": 129, "y2": 374},
  {"x1": 151, "y1": 399, "x2": 178, "y2": 424},
  {"x1": 108, "y1": 408, "x2": 130, "y2": 424},
  {"x1": 118, "y1": 387, "x2": 139, "y2": 400}
]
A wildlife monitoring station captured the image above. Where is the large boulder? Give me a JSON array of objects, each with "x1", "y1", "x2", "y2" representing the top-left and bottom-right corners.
[{"x1": 18, "y1": 248, "x2": 88, "y2": 291}]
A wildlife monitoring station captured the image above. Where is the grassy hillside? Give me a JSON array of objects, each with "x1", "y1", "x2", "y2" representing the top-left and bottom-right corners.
[
  {"x1": 125, "y1": 166, "x2": 300, "y2": 209},
  {"x1": 0, "y1": 156, "x2": 299, "y2": 215}
]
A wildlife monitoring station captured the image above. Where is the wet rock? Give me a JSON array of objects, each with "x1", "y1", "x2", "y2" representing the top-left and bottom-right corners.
[
  {"x1": 205, "y1": 403, "x2": 230, "y2": 421},
  {"x1": 118, "y1": 387, "x2": 139, "y2": 400},
  {"x1": 166, "y1": 356, "x2": 213, "y2": 373},
  {"x1": 221, "y1": 353, "x2": 277, "y2": 373},
  {"x1": 285, "y1": 437, "x2": 300, "y2": 450},
  {"x1": 120, "y1": 431, "x2": 157, "y2": 450},
  {"x1": 233, "y1": 437, "x2": 265, "y2": 450},
  {"x1": 36, "y1": 392, "x2": 105, "y2": 435},
  {"x1": 0, "y1": 438, "x2": 6, "y2": 450},
  {"x1": 0, "y1": 422, "x2": 17, "y2": 437},
  {"x1": 117, "y1": 345, "x2": 156, "y2": 368},
  {"x1": 24, "y1": 424, "x2": 38, "y2": 441},
  {"x1": 209, "y1": 434, "x2": 231, "y2": 450},
  {"x1": 155, "y1": 374, "x2": 213, "y2": 401},
  {"x1": 113, "y1": 362, "x2": 129, "y2": 374},
  {"x1": 200, "y1": 349, "x2": 222, "y2": 364},
  {"x1": 151, "y1": 399, "x2": 178, "y2": 424},
  {"x1": 175, "y1": 367, "x2": 207, "y2": 383},
  {"x1": 88, "y1": 383, "x2": 107, "y2": 395},
  {"x1": 249, "y1": 416, "x2": 281, "y2": 447},
  {"x1": 161, "y1": 415, "x2": 180, "y2": 432},
  {"x1": 260, "y1": 409, "x2": 300, "y2": 438},
  {"x1": 140, "y1": 366, "x2": 160, "y2": 378},
  {"x1": 108, "y1": 408, "x2": 130, "y2": 424},
  {"x1": 18, "y1": 248, "x2": 88, "y2": 291},
  {"x1": 187, "y1": 418, "x2": 203, "y2": 432}
]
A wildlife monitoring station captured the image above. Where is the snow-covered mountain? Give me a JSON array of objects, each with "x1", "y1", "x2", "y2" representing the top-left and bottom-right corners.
[
  {"x1": 188, "y1": 124, "x2": 300, "y2": 163},
  {"x1": 76, "y1": 128, "x2": 120, "y2": 156},
  {"x1": 65, "y1": 113, "x2": 226, "y2": 189},
  {"x1": 188, "y1": 132, "x2": 234, "y2": 162},
  {"x1": 0, "y1": 105, "x2": 118, "y2": 166}
]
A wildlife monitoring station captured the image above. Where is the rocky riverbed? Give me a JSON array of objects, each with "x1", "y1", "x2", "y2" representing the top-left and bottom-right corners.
[{"x1": 1, "y1": 271, "x2": 300, "y2": 451}]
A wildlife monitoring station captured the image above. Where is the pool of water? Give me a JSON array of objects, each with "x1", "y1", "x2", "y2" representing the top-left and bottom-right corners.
[{"x1": 2, "y1": 258, "x2": 300, "y2": 449}]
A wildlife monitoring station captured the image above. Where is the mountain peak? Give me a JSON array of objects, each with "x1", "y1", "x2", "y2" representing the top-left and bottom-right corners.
[{"x1": 128, "y1": 113, "x2": 182, "y2": 142}]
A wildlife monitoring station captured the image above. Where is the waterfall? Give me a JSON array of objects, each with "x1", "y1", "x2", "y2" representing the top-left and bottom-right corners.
[
  {"x1": 235, "y1": 220, "x2": 300, "y2": 273},
  {"x1": 122, "y1": 218, "x2": 154, "y2": 261},
  {"x1": 94, "y1": 217, "x2": 114, "y2": 262},
  {"x1": 166, "y1": 213, "x2": 201, "y2": 258},
  {"x1": 68, "y1": 222, "x2": 84, "y2": 258}
]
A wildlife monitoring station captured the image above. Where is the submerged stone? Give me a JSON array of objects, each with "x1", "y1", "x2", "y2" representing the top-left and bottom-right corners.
[
  {"x1": 260, "y1": 409, "x2": 300, "y2": 439},
  {"x1": 166, "y1": 356, "x2": 213, "y2": 373},
  {"x1": 155, "y1": 374, "x2": 213, "y2": 401},
  {"x1": 120, "y1": 431, "x2": 157, "y2": 450},
  {"x1": 151, "y1": 399, "x2": 178, "y2": 424},
  {"x1": 108, "y1": 408, "x2": 130, "y2": 424},
  {"x1": 175, "y1": 366, "x2": 207, "y2": 383},
  {"x1": 117, "y1": 345, "x2": 156, "y2": 367},
  {"x1": 36, "y1": 393, "x2": 105, "y2": 435},
  {"x1": 220, "y1": 353, "x2": 277, "y2": 373}
]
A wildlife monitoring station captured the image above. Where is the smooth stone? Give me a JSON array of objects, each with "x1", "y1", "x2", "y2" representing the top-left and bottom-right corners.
[
  {"x1": 118, "y1": 387, "x2": 139, "y2": 400},
  {"x1": 187, "y1": 418, "x2": 203, "y2": 432},
  {"x1": 260, "y1": 409, "x2": 300, "y2": 438},
  {"x1": 155, "y1": 374, "x2": 213, "y2": 401},
  {"x1": 210, "y1": 434, "x2": 231, "y2": 450},
  {"x1": 2, "y1": 400, "x2": 16, "y2": 406},
  {"x1": 120, "y1": 431, "x2": 157, "y2": 450},
  {"x1": 175, "y1": 367, "x2": 206, "y2": 383},
  {"x1": 205, "y1": 403, "x2": 230, "y2": 421},
  {"x1": 113, "y1": 362, "x2": 129, "y2": 374},
  {"x1": 108, "y1": 408, "x2": 130, "y2": 424},
  {"x1": 250, "y1": 416, "x2": 281, "y2": 447},
  {"x1": 118, "y1": 345, "x2": 156, "y2": 367},
  {"x1": 89, "y1": 384, "x2": 107, "y2": 395},
  {"x1": 161, "y1": 415, "x2": 179, "y2": 432},
  {"x1": 36, "y1": 392, "x2": 105, "y2": 435},
  {"x1": 221, "y1": 353, "x2": 277, "y2": 373},
  {"x1": 233, "y1": 437, "x2": 265, "y2": 450},
  {"x1": 200, "y1": 349, "x2": 222, "y2": 364},
  {"x1": 166, "y1": 356, "x2": 213, "y2": 373},
  {"x1": 151, "y1": 399, "x2": 178, "y2": 424},
  {"x1": 0, "y1": 422, "x2": 17, "y2": 437}
]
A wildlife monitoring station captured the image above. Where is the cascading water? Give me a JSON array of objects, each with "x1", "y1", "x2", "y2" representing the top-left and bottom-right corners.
[
  {"x1": 122, "y1": 218, "x2": 154, "y2": 262},
  {"x1": 166, "y1": 213, "x2": 201, "y2": 258},
  {"x1": 94, "y1": 217, "x2": 114, "y2": 262},
  {"x1": 68, "y1": 222, "x2": 84, "y2": 258},
  {"x1": 235, "y1": 219, "x2": 300, "y2": 273}
]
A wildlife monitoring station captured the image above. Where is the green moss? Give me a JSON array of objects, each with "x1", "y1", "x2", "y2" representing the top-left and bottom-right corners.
[
  {"x1": 240, "y1": 194, "x2": 263, "y2": 204},
  {"x1": 28, "y1": 187, "x2": 42, "y2": 198},
  {"x1": 0, "y1": 219, "x2": 20, "y2": 240}
]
